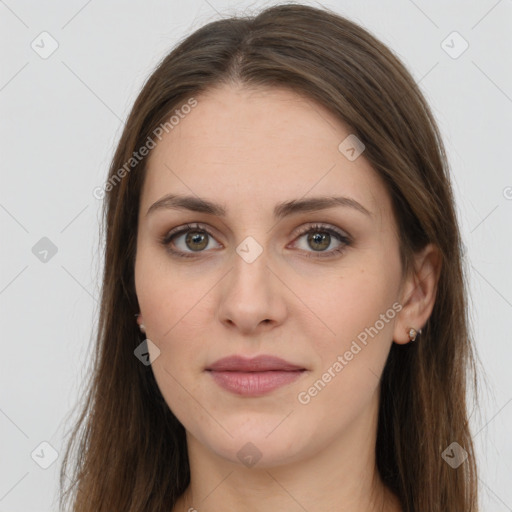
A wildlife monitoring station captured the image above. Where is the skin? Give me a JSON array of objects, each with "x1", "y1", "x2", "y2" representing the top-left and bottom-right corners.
[{"x1": 134, "y1": 84, "x2": 441, "y2": 512}]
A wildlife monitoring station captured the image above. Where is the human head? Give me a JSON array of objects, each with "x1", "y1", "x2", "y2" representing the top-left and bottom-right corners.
[{"x1": 60, "y1": 4, "x2": 479, "y2": 511}]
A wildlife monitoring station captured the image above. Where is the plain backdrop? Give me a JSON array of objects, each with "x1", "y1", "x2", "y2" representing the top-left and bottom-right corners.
[{"x1": 1, "y1": 0, "x2": 511, "y2": 510}]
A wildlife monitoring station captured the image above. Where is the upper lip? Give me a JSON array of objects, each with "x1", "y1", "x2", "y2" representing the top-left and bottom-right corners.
[{"x1": 206, "y1": 355, "x2": 306, "y2": 372}]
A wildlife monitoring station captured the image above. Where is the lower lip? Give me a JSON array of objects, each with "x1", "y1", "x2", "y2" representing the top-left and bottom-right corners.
[{"x1": 207, "y1": 370, "x2": 305, "y2": 396}]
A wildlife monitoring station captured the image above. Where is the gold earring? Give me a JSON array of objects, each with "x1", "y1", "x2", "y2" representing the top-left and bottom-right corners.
[{"x1": 408, "y1": 327, "x2": 422, "y2": 341}]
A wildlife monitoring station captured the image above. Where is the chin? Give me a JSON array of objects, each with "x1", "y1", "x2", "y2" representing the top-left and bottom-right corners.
[{"x1": 199, "y1": 423, "x2": 315, "y2": 469}]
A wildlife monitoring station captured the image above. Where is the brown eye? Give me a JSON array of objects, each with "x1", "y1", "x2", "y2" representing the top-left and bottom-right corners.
[
  {"x1": 306, "y1": 231, "x2": 331, "y2": 251},
  {"x1": 292, "y1": 223, "x2": 351, "y2": 259},
  {"x1": 161, "y1": 222, "x2": 351, "y2": 259},
  {"x1": 161, "y1": 223, "x2": 222, "y2": 258},
  {"x1": 184, "y1": 230, "x2": 209, "y2": 251}
]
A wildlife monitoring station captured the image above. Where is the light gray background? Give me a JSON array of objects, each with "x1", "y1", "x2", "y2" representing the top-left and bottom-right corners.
[{"x1": 1, "y1": 0, "x2": 511, "y2": 510}]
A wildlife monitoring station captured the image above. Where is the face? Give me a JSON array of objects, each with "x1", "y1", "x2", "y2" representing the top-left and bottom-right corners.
[{"x1": 134, "y1": 84, "x2": 405, "y2": 468}]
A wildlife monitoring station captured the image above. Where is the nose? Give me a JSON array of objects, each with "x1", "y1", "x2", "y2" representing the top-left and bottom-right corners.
[{"x1": 216, "y1": 246, "x2": 288, "y2": 335}]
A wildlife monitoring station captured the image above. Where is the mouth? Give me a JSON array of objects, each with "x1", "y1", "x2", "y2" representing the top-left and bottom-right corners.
[{"x1": 205, "y1": 355, "x2": 307, "y2": 396}]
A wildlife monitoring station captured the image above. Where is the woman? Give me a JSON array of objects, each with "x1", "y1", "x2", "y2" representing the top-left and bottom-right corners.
[{"x1": 59, "y1": 3, "x2": 480, "y2": 511}]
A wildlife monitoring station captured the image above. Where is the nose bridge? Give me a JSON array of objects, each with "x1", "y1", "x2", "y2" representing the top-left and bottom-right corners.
[
  {"x1": 216, "y1": 233, "x2": 286, "y2": 332},
  {"x1": 230, "y1": 235, "x2": 273, "y2": 299}
]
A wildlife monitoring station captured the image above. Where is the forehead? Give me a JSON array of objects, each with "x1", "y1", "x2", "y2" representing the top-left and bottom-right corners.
[{"x1": 141, "y1": 84, "x2": 390, "y2": 223}]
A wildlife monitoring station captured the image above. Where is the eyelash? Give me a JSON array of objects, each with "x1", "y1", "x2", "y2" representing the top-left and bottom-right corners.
[{"x1": 159, "y1": 222, "x2": 352, "y2": 259}]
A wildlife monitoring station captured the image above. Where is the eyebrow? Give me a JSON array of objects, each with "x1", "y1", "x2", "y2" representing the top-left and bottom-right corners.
[{"x1": 146, "y1": 194, "x2": 372, "y2": 219}]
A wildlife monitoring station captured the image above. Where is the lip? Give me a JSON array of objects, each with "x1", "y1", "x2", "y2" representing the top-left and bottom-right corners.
[
  {"x1": 205, "y1": 355, "x2": 307, "y2": 396},
  {"x1": 206, "y1": 355, "x2": 305, "y2": 372}
]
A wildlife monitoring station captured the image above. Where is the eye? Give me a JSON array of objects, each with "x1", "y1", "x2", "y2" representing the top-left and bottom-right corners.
[
  {"x1": 290, "y1": 223, "x2": 351, "y2": 259},
  {"x1": 159, "y1": 222, "x2": 351, "y2": 259},
  {"x1": 160, "y1": 223, "x2": 221, "y2": 258}
]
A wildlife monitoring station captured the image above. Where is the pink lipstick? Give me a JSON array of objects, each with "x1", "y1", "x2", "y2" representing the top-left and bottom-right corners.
[{"x1": 205, "y1": 355, "x2": 306, "y2": 396}]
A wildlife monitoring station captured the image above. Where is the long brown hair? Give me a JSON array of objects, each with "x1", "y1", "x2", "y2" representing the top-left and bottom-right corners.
[{"x1": 59, "y1": 3, "x2": 481, "y2": 510}]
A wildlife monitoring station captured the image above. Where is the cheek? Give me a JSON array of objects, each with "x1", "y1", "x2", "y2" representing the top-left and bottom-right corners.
[
  {"x1": 295, "y1": 294, "x2": 397, "y2": 433},
  {"x1": 135, "y1": 246, "x2": 204, "y2": 335},
  {"x1": 135, "y1": 249, "x2": 217, "y2": 389},
  {"x1": 303, "y1": 256, "x2": 400, "y2": 349},
  {"x1": 297, "y1": 256, "x2": 400, "y2": 403},
  {"x1": 137, "y1": 268, "x2": 212, "y2": 427}
]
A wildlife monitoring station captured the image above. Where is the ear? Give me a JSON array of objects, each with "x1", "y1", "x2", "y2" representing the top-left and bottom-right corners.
[{"x1": 393, "y1": 243, "x2": 442, "y2": 345}]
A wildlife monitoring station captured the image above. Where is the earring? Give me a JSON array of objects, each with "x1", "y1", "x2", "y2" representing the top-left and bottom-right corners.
[
  {"x1": 408, "y1": 327, "x2": 422, "y2": 341},
  {"x1": 135, "y1": 313, "x2": 146, "y2": 334}
]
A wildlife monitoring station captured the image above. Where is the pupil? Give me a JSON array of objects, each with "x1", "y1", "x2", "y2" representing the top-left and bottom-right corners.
[
  {"x1": 309, "y1": 232, "x2": 329, "y2": 251},
  {"x1": 186, "y1": 231, "x2": 207, "y2": 251}
]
